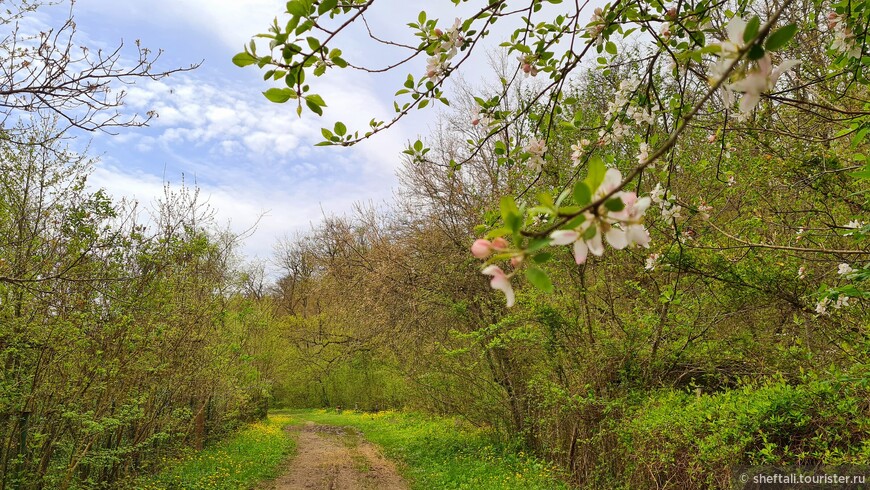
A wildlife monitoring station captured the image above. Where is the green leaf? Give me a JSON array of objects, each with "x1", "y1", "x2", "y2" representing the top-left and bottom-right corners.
[
  {"x1": 585, "y1": 155, "x2": 606, "y2": 191},
  {"x1": 563, "y1": 213, "x2": 587, "y2": 230},
  {"x1": 849, "y1": 164, "x2": 870, "y2": 180},
  {"x1": 764, "y1": 24, "x2": 798, "y2": 51},
  {"x1": 532, "y1": 252, "x2": 552, "y2": 264},
  {"x1": 286, "y1": 0, "x2": 308, "y2": 16},
  {"x1": 318, "y1": 0, "x2": 338, "y2": 14},
  {"x1": 605, "y1": 41, "x2": 617, "y2": 55},
  {"x1": 537, "y1": 192, "x2": 555, "y2": 208},
  {"x1": 500, "y1": 196, "x2": 522, "y2": 233},
  {"x1": 743, "y1": 15, "x2": 760, "y2": 43},
  {"x1": 604, "y1": 196, "x2": 625, "y2": 212},
  {"x1": 304, "y1": 94, "x2": 326, "y2": 107},
  {"x1": 573, "y1": 181, "x2": 592, "y2": 206},
  {"x1": 583, "y1": 225, "x2": 598, "y2": 240},
  {"x1": 334, "y1": 121, "x2": 347, "y2": 136},
  {"x1": 747, "y1": 43, "x2": 765, "y2": 60},
  {"x1": 305, "y1": 98, "x2": 324, "y2": 115},
  {"x1": 263, "y1": 88, "x2": 296, "y2": 103},
  {"x1": 525, "y1": 267, "x2": 554, "y2": 293},
  {"x1": 232, "y1": 52, "x2": 257, "y2": 67},
  {"x1": 527, "y1": 238, "x2": 550, "y2": 253},
  {"x1": 485, "y1": 227, "x2": 512, "y2": 239}
]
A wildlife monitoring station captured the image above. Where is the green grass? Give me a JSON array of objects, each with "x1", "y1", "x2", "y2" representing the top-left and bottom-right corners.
[
  {"x1": 135, "y1": 414, "x2": 295, "y2": 489},
  {"x1": 281, "y1": 408, "x2": 570, "y2": 489}
]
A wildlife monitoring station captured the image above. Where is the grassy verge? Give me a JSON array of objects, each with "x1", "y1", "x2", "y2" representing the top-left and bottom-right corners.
[
  {"x1": 282, "y1": 408, "x2": 570, "y2": 490},
  {"x1": 135, "y1": 414, "x2": 295, "y2": 489}
]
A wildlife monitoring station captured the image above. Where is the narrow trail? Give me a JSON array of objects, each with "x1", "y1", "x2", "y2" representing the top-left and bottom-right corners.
[{"x1": 262, "y1": 421, "x2": 409, "y2": 490}]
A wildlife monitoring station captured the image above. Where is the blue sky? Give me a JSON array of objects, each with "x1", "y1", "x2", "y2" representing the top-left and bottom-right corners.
[
  {"x1": 28, "y1": 0, "x2": 433, "y2": 264},
  {"x1": 31, "y1": 1, "x2": 570, "y2": 265}
]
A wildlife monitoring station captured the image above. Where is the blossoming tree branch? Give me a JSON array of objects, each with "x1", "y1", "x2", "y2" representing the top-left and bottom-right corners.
[{"x1": 237, "y1": 0, "x2": 869, "y2": 310}]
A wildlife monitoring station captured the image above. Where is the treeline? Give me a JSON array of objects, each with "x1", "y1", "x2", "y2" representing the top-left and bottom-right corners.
[{"x1": 0, "y1": 126, "x2": 278, "y2": 488}]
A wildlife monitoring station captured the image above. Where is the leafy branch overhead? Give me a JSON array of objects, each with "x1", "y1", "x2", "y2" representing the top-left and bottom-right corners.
[{"x1": 237, "y1": 0, "x2": 869, "y2": 310}]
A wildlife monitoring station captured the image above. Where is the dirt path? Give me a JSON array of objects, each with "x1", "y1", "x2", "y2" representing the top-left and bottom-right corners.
[{"x1": 261, "y1": 421, "x2": 409, "y2": 490}]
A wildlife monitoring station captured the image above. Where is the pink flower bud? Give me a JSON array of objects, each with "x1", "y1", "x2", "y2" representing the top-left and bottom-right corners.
[
  {"x1": 522, "y1": 63, "x2": 532, "y2": 74},
  {"x1": 707, "y1": 134, "x2": 716, "y2": 143},
  {"x1": 492, "y1": 237, "x2": 509, "y2": 250},
  {"x1": 510, "y1": 255, "x2": 523, "y2": 267},
  {"x1": 471, "y1": 117, "x2": 480, "y2": 126},
  {"x1": 434, "y1": 28, "x2": 444, "y2": 36},
  {"x1": 471, "y1": 239, "x2": 493, "y2": 259},
  {"x1": 666, "y1": 7, "x2": 677, "y2": 19}
]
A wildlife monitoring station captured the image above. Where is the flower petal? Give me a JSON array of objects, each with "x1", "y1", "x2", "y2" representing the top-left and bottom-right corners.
[
  {"x1": 725, "y1": 17, "x2": 747, "y2": 45},
  {"x1": 633, "y1": 197, "x2": 652, "y2": 216},
  {"x1": 587, "y1": 230, "x2": 605, "y2": 256},
  {"x1": 490, "y1": 275, "x2": 515, "y2": 307},
  {"x1": 770, "y1": 59, "x2": 800, "y2": 85},
  {"x1": 627, "y1": 224, "x2": 651, "y2": 248},
  {"x1": 482, "y1": 264, "x2": 505, "y2": 278},
  {"x1": 573, "y1": 239, "x2": 589, "y2": 264},
  {"x1": 600, "y1": 168, "x2": 623, "y2": 194},
  {"x1": 550, "y1": 230, "x2": 580, "y2": 246},
  {"x1": 605, "y1": 227, "x2": 628, "y2": 250}
]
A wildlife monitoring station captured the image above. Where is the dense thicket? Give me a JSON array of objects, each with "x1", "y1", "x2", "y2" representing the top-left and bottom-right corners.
[{"x1": 0, "y1": 126, "x2": 279, "y2": 488}]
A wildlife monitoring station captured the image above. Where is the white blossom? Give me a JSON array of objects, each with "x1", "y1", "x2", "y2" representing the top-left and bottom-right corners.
[
  {"x1": 815, "y1": 297, "x2": 830, "y2": 315},
  {"x1": 525, "y1": 139, "x2": 547, "y2": 172}
]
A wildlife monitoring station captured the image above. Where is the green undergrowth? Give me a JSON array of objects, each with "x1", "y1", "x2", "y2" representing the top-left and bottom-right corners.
[
  {"x1": 592, "y1": 367, "x2": 870, "y2": 488},
  {"x1": 281, "y1": 408, "x2": 569, "y2": 489},
  {"x1": 134, "y1": 414, "x2": 295, "y2": 489}
]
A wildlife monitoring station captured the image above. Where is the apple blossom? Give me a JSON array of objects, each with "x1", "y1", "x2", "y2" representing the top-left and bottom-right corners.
[
  {"x1": 727, "y1": 54, "x2": 799, "y2": 118},
  {"x1": 838, "y1": 263, "x2": 854, "y2": 275},
  {"x1": 425, "y1": 18, "x2": 465, "y2": 81},
  {"x1": 525, "y1": 139, "x2": 547, "y2": 171},
  {"x1": 827, "y1": 12, "x2": 861, "y2": 58},
  {"x1": 585, "y1": 7, "x2": 605, "y2": 42},
  {"x1": 517, "y1": 55, "x2": 539, "y2": 77},
  {"x1": 570, "y1": 139, "x2": 592, "y2": 164},
  {"x1": 637, "y1": 142, "x2": 650, "y2": 164},
  {"x1": 547, "y1": 169, "x2": 652, "y2": 264},
  {"x1": 816, "y1": 297, "x2": 831, "y2": 315},
  {"x1": 835, "y1": 295, "x2": 851, "y2": 309}
]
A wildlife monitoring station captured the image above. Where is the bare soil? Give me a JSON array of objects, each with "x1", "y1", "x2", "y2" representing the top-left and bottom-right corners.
[{"x1": 261, "y1": 421, "x2": 409, "y2": 490}]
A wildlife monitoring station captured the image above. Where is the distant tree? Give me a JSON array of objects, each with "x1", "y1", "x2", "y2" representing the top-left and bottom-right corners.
[{"x1": 0, "y1": 0, "x2": 196, "y2": 142}]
